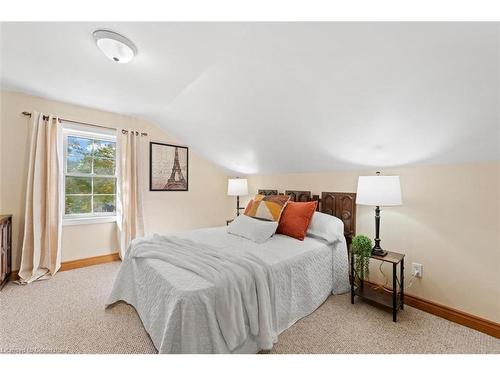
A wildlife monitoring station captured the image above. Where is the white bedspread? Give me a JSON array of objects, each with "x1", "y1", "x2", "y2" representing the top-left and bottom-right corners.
[
  {"x1": 125, "y1": 235, "x2": 277, "y2": 351},
  {"x1": 106, "y1": 227, "x2": 349, "y2": 353}
]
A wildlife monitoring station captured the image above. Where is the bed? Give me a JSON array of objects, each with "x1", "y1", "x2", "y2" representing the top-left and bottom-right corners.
[{"x1": 106, "y1": 190, "x2": 356, "y2": 354}]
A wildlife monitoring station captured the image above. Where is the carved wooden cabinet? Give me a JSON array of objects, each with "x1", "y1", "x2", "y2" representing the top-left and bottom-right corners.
[
  {"x1": 320, "y1": 192, "x2": 357, "y2": 240},
  {"x1": 0, "y1": 215, "x2": 12, "y2": 290}
]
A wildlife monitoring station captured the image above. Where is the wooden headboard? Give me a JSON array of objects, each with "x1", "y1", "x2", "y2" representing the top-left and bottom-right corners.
[
  {"x1": 258, "y1": 189, "x2": 278, "y2": 196},
  {"x1": 258, "y1": 189, "x2": 357, "y2": 241},
  {"x1": 284, "y1": 190, "x2": 311, "y2": 202}
]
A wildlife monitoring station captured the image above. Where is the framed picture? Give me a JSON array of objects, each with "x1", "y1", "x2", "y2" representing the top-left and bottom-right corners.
[{"x1": 149, "y1": 142, "x2": 189, "y2": 191}]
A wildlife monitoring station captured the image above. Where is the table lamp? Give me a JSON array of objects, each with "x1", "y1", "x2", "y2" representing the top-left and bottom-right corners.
[
  {"x1": 356, "y1": 172, "x2": 402, "y2": 257},
  {"x1": 227, "y1": 178, "x2": 248, "y2": 217}
]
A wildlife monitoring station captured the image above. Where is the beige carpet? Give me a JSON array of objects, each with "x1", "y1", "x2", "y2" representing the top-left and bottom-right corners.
[{"x1": 0, "y1": 261, "x2": 498, "y2": 354}]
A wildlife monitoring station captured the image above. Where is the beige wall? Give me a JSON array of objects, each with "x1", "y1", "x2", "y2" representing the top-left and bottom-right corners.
[
  {"x1": 2, "y1": 91, "x2": 499, "y2": 323},
  {"x1": 0, "y1": 90, "x2": 232, "y2": 268},
  {"x1": 246, "y1": 162, "x2": 500, "y2": 323}
]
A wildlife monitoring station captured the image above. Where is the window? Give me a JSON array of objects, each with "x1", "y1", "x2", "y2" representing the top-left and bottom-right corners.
[{"x1": 63, "y1": 124, "x2": 117, "y2": 224}]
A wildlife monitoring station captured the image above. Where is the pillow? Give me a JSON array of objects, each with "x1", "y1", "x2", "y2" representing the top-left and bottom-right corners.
[
  {"x1": 227, "y1": 214, "x2": 278, "y2": 244},
  {"x1": 243, "y1": 199, "x2": 253, "y2": 215},
  {"x1": 306, "y1": 211, "x2": 345, "y2": 243},
  {"x1": 245, "y1": 194, "x2": 290, "y2": 222},
  {"x1": 277, "y1": 201, "x2": 318, "y2": 241}
]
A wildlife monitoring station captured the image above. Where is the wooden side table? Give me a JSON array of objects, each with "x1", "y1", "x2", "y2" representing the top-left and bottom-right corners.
[
  {"x1": 350, "y1": 250, "x2": 405, "y2": 322},
  {"x1": 0, "y1": 215, "x2": 13, "y2": 291}
]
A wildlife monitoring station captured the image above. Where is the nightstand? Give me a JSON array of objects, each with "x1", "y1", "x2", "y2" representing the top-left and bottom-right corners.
[
  {"x1": 350, "y1": 250, "x2": 405, "y2": 322},
  {"x1": 226, "y1": 219, "x2": 234, "y2": 226}
]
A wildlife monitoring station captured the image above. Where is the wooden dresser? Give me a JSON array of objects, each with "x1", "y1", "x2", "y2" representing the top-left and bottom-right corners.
[{"x1": 0, "y1": 215, "x2": 12, "y2": 290}]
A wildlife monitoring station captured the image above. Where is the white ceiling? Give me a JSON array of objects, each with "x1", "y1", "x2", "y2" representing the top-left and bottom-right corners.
[{"x1": 1, "y1": 22, "x2": 499, "y2": 174}]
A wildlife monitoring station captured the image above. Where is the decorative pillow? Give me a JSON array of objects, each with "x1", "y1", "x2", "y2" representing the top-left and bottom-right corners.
[
  {"x1": 243, "y1": 199, "x2": 254, "y2": 215},
  {"x1": 277, "y1": 201, "x2": 318, "y2": 241},
  {"x1": 245, "y1": 194, "x2": 290, "y2": 222},
  {"x1": 227, "y1": 215, "x2": 278, "y2": 244},
  {"x1": 306, "y1": 211, "x2": 345, "y2": 243}
]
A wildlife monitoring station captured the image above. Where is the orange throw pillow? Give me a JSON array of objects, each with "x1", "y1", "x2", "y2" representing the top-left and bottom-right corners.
[{"x1": 277, "y1": 201, "x2": 318, "y2": 241}]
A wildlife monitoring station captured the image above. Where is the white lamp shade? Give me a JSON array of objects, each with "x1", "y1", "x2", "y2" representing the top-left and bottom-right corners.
[
  {"x1": 227, "y1": 178, "x2": 248, "y2": 196},
  {"x1": 356, "y1": 175, "x2": 402, "y2": 206}
]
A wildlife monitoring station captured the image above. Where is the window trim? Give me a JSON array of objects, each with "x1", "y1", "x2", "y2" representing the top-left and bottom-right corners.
[
  {"x1": 63, "y1": 215, "x2": 117, "y2": 226},
  {"x1": 62, "y1": 124, "x2": 118, "y2": 225}
]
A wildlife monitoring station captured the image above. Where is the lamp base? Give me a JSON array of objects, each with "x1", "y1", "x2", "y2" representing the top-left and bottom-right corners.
[
  {"x1": 372, "y1": 206, "x2": 387, "y2": 257},
  {"x1": 371, "y1": 247, "x2": 387, "y2": 257}
]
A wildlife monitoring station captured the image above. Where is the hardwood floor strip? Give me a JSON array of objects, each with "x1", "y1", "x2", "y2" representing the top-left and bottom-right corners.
[
  {"x1": 404, "y1": 294, "x2": 500, "y2": 338},
  {"x1": 9, "y1": 252, "x2": 120, "y2": 281},
  {"x1": 59, "y1": 253, "x2": 120, "y2": 272},
  {"x1": 363, "y1": 281, "x2": 500, "y2": 338}
]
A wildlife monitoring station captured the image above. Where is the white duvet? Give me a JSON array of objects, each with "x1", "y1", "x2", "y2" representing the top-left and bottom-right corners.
[
  {"x1": 125, "y1": 235, "x2": 277, "y2": 350},
  {"x1": 106, "y1": 227, "x2": 350, "y2": 353}
]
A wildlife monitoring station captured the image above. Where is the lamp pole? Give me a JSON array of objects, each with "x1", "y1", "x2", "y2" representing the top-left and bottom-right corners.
[
  {"x1": 372, "y1": 204, "x2": 387, "y2": 256},
  {"x1": 371, "y1": 171, "x2": 386, "y2": 256},
  {"x1": 373, "y1": 205, "x2": 381, "y2": 250}
]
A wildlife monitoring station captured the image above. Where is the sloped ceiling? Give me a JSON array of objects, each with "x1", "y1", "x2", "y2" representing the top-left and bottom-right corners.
[{"x1": 1, "y1": 22, "x2": 498, "y2": 174}]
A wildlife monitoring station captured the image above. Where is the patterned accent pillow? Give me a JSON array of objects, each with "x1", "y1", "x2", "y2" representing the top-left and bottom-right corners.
[
  {"x1": 243, "y1": 200, "x2": 254, "y2": 215},
  {"x1": 245, "y1": 194, "x2": 290, "y2": 222}
]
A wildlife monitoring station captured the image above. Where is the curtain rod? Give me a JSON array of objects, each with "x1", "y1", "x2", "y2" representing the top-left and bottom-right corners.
[{"x1": 21, "y1": 111, "x2": 148, "y2": 136}]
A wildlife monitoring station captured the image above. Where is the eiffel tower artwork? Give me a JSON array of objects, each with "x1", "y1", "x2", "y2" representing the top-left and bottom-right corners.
[
  {"x1": 150, "y1": 142, "x2": 188, "y2": 191},
  {"x1": 165, "y1": 146, "x2": 187, "y2": 190}
]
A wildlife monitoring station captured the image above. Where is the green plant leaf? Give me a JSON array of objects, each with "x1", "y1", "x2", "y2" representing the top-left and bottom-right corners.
[{"x1": 352, "y1": 234, "x2": 372, "y2": 280}]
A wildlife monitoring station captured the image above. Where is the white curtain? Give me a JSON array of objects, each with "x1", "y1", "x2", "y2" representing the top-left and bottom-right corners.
[
  {"x1": 19, "y1": 112, "x2": 63, "y2": 283},
  {"x1": 117, "y1": 130, "x2": 145, "y2": 258}
]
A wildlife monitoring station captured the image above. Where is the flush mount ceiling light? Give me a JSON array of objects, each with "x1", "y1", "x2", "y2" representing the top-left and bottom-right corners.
[{"x1": 92, "y1": 30, "x2": 137, "y2": 63}]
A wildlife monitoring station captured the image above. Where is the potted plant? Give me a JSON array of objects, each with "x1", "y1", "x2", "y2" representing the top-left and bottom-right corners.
[{"x1": 351, "y1": 234, "x2": 372, "y2": 282}]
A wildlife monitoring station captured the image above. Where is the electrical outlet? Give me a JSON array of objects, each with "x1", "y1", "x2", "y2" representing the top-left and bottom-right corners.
[{"x1": 412, "y1": 263, "x2": 423, "y2": 278}]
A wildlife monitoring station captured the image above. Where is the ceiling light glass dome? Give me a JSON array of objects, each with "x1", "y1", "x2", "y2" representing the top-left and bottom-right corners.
[{"x1": 93, "y1": 30, "x2": 137, "y2": 63}]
